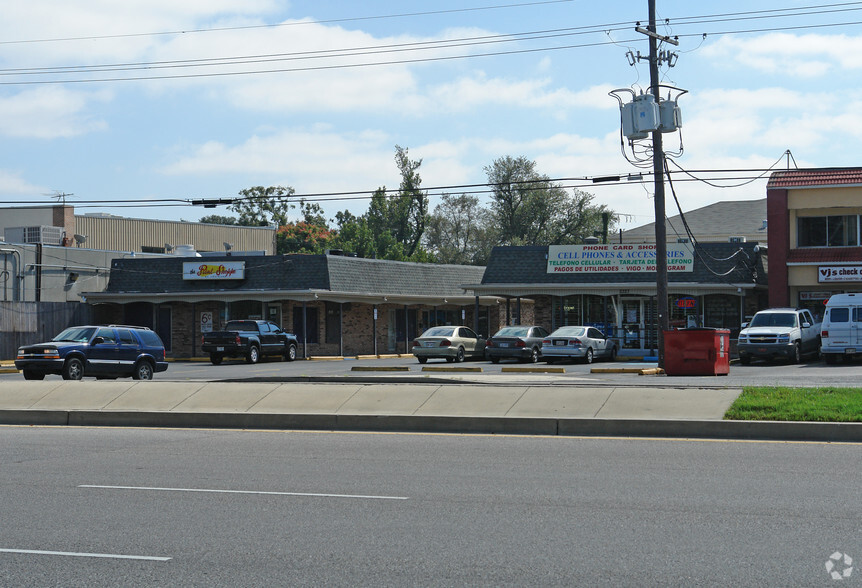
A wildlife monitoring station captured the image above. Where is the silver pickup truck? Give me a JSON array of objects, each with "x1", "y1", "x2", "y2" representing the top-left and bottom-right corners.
[{"x1": 737, "y1": 308, "x2": 821, "y2": 365}]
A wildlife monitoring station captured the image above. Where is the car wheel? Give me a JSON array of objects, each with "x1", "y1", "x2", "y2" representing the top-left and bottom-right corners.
[
  {"x1": 133, "y1": 360, "x2": 154, "y2": 380},
  {"x1": 62, "y1": 357, "x2": 84, "y2": 380},
  {"x1": 285, "y1": 344, "x2": 297, "y2": 362},
  {"x1": 491, "y1": 357, "x2": 500, "y2": 364},
  {"x1": 210, "y1": 353, "x2": 223, "y2": 365},
  {"x1": 529, "y1": 347, "x2": 539, "y2": 363},
  {"x1": 23, "y1": 370, "x2": 44, "y2": 381},
  {"x1": 246, "y1": 346, "x2": 260, "y2": 364},
  {"x1": 791, "y1": 342, "x2": 801, "y2": 364},
  {"x1": 455, "y1": 347, "x2": 465, "y2": 363},
  {"x1": 418, "y1": 357, "x2": 428, "y2": 364},
  {"x1": 739, "y1": 355, "x2": 751, "y2": 366},
  {"x1": 583, "y1": 348, "x2": 594, "y2": 364}
]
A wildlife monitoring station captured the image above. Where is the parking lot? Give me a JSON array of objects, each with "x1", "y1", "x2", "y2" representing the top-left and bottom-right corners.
[{"x1": 4, "y1": 353, "x2": 860, "y2": 388}]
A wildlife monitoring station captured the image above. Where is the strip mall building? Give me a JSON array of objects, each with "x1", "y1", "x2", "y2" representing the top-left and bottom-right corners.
[{"x1": 84, "y1": 239, "x2": 765, "y2": 358}]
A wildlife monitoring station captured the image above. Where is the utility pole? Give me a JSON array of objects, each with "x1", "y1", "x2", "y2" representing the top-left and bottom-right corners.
[{"x1": 647, "y1": 0, "x2": 668, "y2": 368}]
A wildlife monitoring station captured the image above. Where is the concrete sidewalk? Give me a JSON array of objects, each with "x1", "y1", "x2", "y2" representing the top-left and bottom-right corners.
[{"x1": 1, "y1": 379, "x2": 860, "y2": 442}]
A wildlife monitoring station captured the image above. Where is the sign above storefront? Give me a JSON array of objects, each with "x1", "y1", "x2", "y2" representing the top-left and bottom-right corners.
[
  {"x1": 183, "y1": 261, "x2": 246, "y2": 280},
  {"x1": 818, "y1": 266, "x2": 862, "y2": 283},
  {"x1": 675, "y1": 296, "x2": 697, "y2": 309},
  {"x1": 547, "y1": 243, "x2": 694, "y2": 274}
]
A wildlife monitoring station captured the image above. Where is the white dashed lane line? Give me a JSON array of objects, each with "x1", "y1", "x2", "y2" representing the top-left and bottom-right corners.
[
  {"x1": 0, "y1": 548, "x2": 171, "y2": 562},
  {"x1": 79, "y1": 484, "x2": 409, "y2": 500}
]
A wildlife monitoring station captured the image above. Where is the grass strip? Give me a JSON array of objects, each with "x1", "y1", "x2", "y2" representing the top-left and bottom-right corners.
[{"x1": 725, "y1": 386, "x2": 862, "y2": 422}]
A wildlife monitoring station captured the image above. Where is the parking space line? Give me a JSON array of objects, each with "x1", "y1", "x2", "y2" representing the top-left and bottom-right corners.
[
  {"x1": 0, "y1": 548, "x2": 171, "y2": 561},
  {"x1": 80, "y1": 484, "x2": 409, "y2": 500}
]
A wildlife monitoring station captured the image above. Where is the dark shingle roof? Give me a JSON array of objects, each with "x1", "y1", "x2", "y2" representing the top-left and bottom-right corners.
[
  {"x1": 103, "y1": 254, "x2": 485, "y2": 297},
  {"x1": 621, "y1": 199, "x2": 766, "y2": 242},
  {"x1": 481, "y1": 243, "x2": 765, "y2": 287}
]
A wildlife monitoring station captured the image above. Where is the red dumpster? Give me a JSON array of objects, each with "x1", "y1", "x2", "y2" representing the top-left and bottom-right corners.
[{"x1": 662, "y1": 328, "x2": 730, "y2": 376}]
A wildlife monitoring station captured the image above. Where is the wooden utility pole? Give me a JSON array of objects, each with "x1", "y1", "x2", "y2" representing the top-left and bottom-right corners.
[{"x1": 647, "y1": 0, "x2": 668, "y2": 368}]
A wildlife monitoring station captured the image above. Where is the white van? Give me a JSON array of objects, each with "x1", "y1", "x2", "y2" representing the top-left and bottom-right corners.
[{"x1": 820, "y1": 293, "x2": 862, "y2": 364}]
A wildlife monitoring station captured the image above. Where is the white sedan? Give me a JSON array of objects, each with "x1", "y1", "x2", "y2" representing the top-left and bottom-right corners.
[{"x1": 541, "y1": 326, "x2": 618, "y2": 364}]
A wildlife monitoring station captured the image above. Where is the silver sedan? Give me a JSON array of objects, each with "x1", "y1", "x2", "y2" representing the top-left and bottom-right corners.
[{"x1": 541, "y1": 326, "x2": 618, "y2": 364}]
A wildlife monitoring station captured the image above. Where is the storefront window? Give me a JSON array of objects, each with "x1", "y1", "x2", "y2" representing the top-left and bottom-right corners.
[
  {"x1": 703, "y1": 294, "x2": 741, "y2": 336},
  {"x1": 229, "y1": 300, "x2": 263, "y2": 320}
]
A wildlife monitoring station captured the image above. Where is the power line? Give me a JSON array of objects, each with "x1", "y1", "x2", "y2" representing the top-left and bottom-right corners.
[
  {"x1": 0, "y1": 0, "x2": 577, "y2": 46},
  {"x1": 2, "y1": 4, "x2": 862, "y2": 85}
]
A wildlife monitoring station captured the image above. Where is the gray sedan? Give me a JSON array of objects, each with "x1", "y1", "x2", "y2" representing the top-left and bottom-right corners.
[
  {"x1": 541, "y1": 326, "x2": 618, "y2": 364},
  {"x1": 485, "y1": 325, "x2": 550, "y2": 363}
]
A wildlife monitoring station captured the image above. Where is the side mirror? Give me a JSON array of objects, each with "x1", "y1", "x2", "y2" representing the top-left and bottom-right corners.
[
  {"x1": 802, "y1": 322, "x2": 811, "y2": 329},
  {"x1": 741, "y1": 322, "x2": 749, "y2": 329},
  {"x1": 92, "y1": 336, "x2": 105, "y2": 345}
]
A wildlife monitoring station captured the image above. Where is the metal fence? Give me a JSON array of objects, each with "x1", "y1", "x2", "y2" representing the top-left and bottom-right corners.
[{"x1": 0, "y1": 302, "x2": 93, "y2": 360}]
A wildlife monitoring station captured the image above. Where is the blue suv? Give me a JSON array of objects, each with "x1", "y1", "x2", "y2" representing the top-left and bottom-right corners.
[{"x1": 15, "y1": 325, "x2": 168, "y2": 381}]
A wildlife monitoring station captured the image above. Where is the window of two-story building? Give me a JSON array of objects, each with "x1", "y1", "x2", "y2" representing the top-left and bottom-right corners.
[{"x1": 797, "y1": 215, "x2": 860, "y2": 247}]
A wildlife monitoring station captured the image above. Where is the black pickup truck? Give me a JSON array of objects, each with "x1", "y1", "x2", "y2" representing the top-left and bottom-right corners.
[{"x1": 201, "y1": 320, "x2": 298, "y2": 365}]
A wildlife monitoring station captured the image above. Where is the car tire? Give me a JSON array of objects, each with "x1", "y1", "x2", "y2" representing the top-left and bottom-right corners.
[
  {"x1": 529, "y1": 347, "x2": 539, "y2": 363},
  {"x1": 285, "y1": 344, "x2": 297, "y2": 362},
  {"x1": 739, "y1": 355, "x2": 751, "y2": 366},
  {"x1": 62, "y1": 357, "x2": 84, "y2": 380},
  {"x1": 23, "y1": 370, "x2": 44, "y2": 381},
  {"x1": 491, "y1": 357, "x2": 500, "y2": 364},
  {"x1": 133, "y1": 360, "x2": 154, "y2": 380},
  {"x1": 210, "y1": 353, "x2": 223, "y2": 365},
  {"x1": 455, "y1": 347, "x2": 465, "y2": 363},
  {"x1": 583, "y1": 348, "x2": 594, "y2": 364},
  {"x1": 791, "y1": 342, "x2": 801, "y2": 364},
  {"x1": 246, "y1": 345, "x2": 260, "y2": 364},
  {"x1": 418, "y1": 357, "x2": 428, "y2": 364}
]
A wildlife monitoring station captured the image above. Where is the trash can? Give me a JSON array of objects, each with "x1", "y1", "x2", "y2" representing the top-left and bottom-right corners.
[{"x1": 662, "y1": 328, "x2": 731, "y2": 376}]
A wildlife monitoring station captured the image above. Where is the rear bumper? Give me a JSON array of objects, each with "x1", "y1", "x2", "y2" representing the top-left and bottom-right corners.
[{"x1": 486, "y1": 347, "x2": 532, "y2": 359}]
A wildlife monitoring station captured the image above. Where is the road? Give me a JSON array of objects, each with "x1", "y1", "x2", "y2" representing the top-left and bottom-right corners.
[
  {"x1": 5, "y1": 354, "x2": 860, "y2": 388},
  {"x1": 1, "y1": 427, "x2": 859, "y2": 586}
]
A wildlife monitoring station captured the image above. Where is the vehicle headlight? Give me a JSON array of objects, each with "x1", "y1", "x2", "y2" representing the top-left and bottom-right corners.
[
  {"x1": 777, "y1": 334, "x2": 790, "y2": 343},
  {"x1": 738, "y1": 335, "x2": 748, "y2": 343}
]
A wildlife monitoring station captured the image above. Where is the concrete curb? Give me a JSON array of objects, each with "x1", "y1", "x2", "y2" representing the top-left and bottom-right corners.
[{"x1": 1, "y1": 410, "x2": 860, "y2": 442}]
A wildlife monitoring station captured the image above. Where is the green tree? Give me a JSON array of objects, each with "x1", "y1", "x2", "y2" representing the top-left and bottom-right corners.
[
  {"x1": 424, "y1": 193, "x2": 497, "y2": 265},
  {"x1": 330, "y1": 146, "x2": 431, "y2": 262},
  {"x1": 485, "y1": 156, "x2": 616, "y2": 245},
  {"x1": 198, "y1": 214, "x2": 238, "y2": 225},
  {"x1": 230, "y1": 185, "x2": 295, "y2": 227}
]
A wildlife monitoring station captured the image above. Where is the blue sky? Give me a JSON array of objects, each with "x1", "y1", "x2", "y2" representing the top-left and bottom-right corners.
[{"x1": 2, "y1": 1, "x2": 861, "y2": 232}]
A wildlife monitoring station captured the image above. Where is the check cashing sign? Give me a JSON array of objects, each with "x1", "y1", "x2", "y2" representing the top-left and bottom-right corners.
[{"x1": 547, "y1": 244, "x2": 695, "y2": 274}]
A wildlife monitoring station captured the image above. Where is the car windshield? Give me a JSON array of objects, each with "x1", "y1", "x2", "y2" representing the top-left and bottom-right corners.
[
  {"x1": 494, "y1": 327, "x2": 529, "y2": 338},
  {"x1": 749, "y1": 313, "x2": 796, "y2": 328},
  {"x1": 52, "y1": 326, "x2": 97, "y2": 343},
  {"x1": 551, "y1": 327, "x2": 586, "y2": 337},
  {"x1": 422, "y1": 327, "x2": 456, "y2": 337}
]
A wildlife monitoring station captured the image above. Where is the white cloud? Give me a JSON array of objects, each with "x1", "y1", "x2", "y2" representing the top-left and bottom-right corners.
[
  {"x1": 0, "y1": 87, "x2": 110, "y2": 138},
  {"x1": 0, "y1": 170, "x2": 43, "y2": 196},
  {"x1": 702, "y1": 33, "x2": 862, "y2": 77}
]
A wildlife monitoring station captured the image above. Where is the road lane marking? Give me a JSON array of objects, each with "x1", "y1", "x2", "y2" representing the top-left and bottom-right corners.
[
  {"x1": 0, "y1": 548, "x2": 171, "y2": 561},
  {"x1": 79, "y1": 484, "x2": 409, "y2": 500}
]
